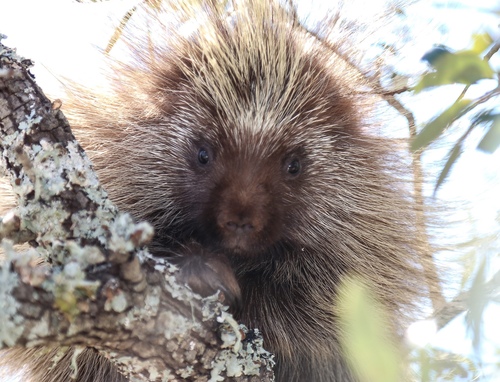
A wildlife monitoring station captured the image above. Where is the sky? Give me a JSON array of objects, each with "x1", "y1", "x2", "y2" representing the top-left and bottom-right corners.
[{"x1": 0, "y1": 0, "x2": 499, "y2": 380}]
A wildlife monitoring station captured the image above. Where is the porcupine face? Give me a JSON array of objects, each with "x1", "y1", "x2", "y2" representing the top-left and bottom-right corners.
[
  {"x1": 151, "y1": 46, "x2": 362, "y2": 259},
  {"x1": 100, "y1": 3, "x2": 370, "y2": 261},
  {"x1": 175, "y1": 123, "x2": 306, "y2": 256}
]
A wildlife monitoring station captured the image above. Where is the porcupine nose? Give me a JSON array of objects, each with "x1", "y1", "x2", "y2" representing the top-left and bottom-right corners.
[
  {"x1": 218, "y1": 206, "x2": 257, "y2": 236},
  {"x1": 215, "y1": 176, "x2": 273, "y2": 252},
  {"x1": 225, "y1": 218, "x2": 255, "y2": 234}
]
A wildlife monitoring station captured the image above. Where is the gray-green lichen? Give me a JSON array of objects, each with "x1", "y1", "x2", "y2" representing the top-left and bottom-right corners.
[
  {"x1": 209, "y1": 327, "x2": 274, "y2": 381},
  {"x1": 113, "y1": 354, "x2": 176, "y2": 382},
  {"x1": 27, "y1": 312, "x2": 50, "y2": 341},
  {"x1": 70, "y1": 210, "x2": 109, "y2": 245},
  {"x1": 64, "y1": 241, "x2": 106, "y2": 266},
  {"x1": 42, "y1": 260, "x2": 100, "y2": 317},
  {"x1": 65, "y1": 141, "x2": 100, "y2": 189},
  {"x1": 201, "y1": 287, "x2": 274, "y2": 380},
  {"x1": 156, "y1": 310, "x2": 193, "y2": 341},
  {"x1": 107, "y1": 289, "x2": 129, "y2": 313},
  {"x1": 0, "y1": 240, "x2": 24, "y2": 347},
  {"x1": 108, "y1": 213, "x2": 154, "y2": 261}
]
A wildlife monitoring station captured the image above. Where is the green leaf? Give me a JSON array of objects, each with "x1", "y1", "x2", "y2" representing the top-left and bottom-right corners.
[
  {"x1": 434, "y1": 143, "x2": 463, "y2": 194},
  {"x1": 414, "y1": 51, "x2": 494, "y2": 92},
  {"x1": 411, "y1": 100, "x2": 471, "y2": 152},
  {"x1": 470, "y1": 33, "x2": 493, "y2": 55},
  {"x1": 477, "y1": 114, "x2": 500, "y2": 153},
  {"x1": 421, "y1": 46, "x2": 452, "y2": 66},
  {"x1": 338, "y1": 277, "x2": 401, "y2": 382}
]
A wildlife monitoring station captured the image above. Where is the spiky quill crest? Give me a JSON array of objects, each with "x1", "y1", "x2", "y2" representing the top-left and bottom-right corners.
[{"x1": 1, "y1": 1, "x2": 434, "y2": 381}]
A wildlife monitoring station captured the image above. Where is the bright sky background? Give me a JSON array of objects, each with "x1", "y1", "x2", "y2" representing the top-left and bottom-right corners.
[{"x1": 1, "y1": 0, "x2": 499, "y2": 380}]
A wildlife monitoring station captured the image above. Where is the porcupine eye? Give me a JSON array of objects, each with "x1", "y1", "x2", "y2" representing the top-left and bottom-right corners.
[
  {"x1": 198, "y1": 148, "x2": 210, "y2": 164},
  {"x1": 286, "y1": 158, "x2": 301, "y2": 176}
]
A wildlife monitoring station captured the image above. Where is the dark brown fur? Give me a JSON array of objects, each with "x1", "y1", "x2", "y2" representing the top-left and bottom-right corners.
[{"x1": 0, "y1": 1, "x2": 433, "y2": 381}]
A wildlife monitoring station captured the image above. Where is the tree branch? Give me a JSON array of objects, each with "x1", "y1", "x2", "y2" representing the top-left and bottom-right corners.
[
  {"x1": 432, "y1": 269, "x2": 500, "y2": 331},
  {"x1": 0, "y1": 39, "x2": 273, "y2": 381}
]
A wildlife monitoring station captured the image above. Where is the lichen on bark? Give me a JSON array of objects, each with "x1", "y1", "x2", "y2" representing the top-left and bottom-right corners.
[{"x1": 0, "y1": 38, "x2": 274, "y2": 381}]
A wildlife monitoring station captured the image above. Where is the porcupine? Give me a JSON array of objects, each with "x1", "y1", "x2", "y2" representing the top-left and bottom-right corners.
[{"x1": 0, "y1": 1, "x2": 435, "y2": 381}]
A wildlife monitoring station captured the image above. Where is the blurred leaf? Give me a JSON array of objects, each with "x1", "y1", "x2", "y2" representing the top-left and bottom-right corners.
[
  {"x1": 411, "y1": 348, "x2": 479, "y2": 381},
  {"x1": 470, "y1": 32, "x2": 494, "y2": 54},
  {"x1": 459, "y1": 249, "x2": 478, "y2": 290},
  {"x1": 454, "y1": 226, "x2": 491, "y2": 285},
  {"x1": 434, "y1": 143, "x2": 463, "y2": 193},
  {"x1": 421, "y1": 45, "x2": 452, "y2": 65},
  {"x1": 465, "y1": 259, "x2": 488, "y2": 353},
  {"x1": 338, "y1": 277, "x2": 401, "y2": 382},
  {"x1": 415, "y1": 51, "x2": 494, "y2": 92},
  {"x1": 411, "y1": 100, "x2": 471, "y2": 151},
  {"x1": 478, "y1": 112, "x2": 500, "y2": 123},
  {"x1": 477, "y1": 113, "x2": 500, "y2": 153}
]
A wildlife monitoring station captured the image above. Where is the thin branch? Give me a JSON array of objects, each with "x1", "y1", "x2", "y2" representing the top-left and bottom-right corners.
[
  {"x1": 433, "y1": 269, "x2": 500, "y2": 330},
  {"x1": 455, "y1": 39, "x2": 500, "y2": 106}
]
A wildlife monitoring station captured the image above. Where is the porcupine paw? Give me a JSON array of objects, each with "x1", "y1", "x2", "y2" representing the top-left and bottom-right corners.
[{"x1": 174, "y1": 243, "x2": 241, "y2": 308}]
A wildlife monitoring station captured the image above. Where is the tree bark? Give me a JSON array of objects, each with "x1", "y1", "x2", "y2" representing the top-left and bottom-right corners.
[{"x1": 0, "y1": 38, "x2": 274, "y2": 382}]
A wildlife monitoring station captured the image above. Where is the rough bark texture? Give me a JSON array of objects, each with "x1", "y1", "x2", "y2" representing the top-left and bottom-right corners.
[{"x1": 0, "y1": 38, "x2": 274, "y2": 381}]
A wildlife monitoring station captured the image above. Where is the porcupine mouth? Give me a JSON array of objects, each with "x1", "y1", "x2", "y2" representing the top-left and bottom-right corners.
[
  {"x1": 219, "y1": 235, "x2": 251, "y2": 253},
  {"x1": 219, "y1": 231, "x2": 275, "y2": 257}
]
